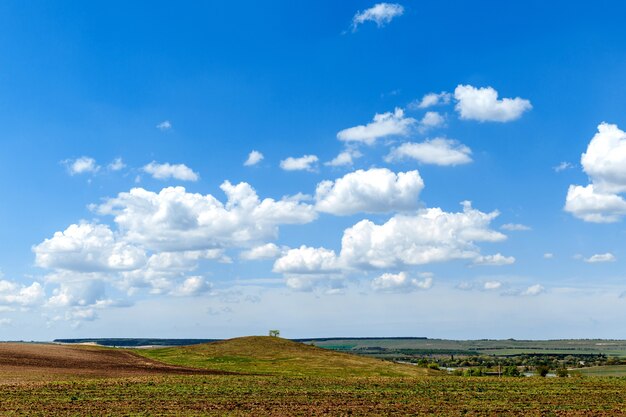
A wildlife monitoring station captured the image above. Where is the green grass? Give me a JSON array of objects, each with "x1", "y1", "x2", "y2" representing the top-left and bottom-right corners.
[
  {"x1": 134, "y1": 336, "x2": 436, "y2": 377},
  {"x1": 572, "y1": 365, "x2": 626, "y2": 377}
]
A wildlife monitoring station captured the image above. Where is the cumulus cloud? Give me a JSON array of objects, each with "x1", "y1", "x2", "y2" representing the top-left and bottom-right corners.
[
  {"x1": 521, "y1": 284, "x2": 545, "y2": 296},
  {"x1": 108, "y1": 158, "x2": 126, "y2": 171},
  {"x1": 156, "y1": 120, "x2": 172, "y2": 131},
  {"x1": 273, "y1": 246, "x2": 342, "y2": 274},
  {"x1": 565, "y1": 184, "x2": 626, "y2": 223},
  {"x1": 143, "y1": 161, "x2": 199, "y2": 181},
  {"x1": 371, "y1": 271, "x2": 433, "y2": 292},
  {"x1": 584, "y1": 253, "x2": 616, "y2": 263},
  {"x1": 418, "y1": 111, "x2": 445, "y2": 132},
  {"x1": 454, "y1": 85, "x2": 532, "y2": 122},
  {"x1": 385, "y1": 138, "x2": 472, "y2": 166},
  {"x1": 275, "y1": 201, "x2": 507, "y2": 276},
  {"x1": 484, "y1": 280, "x2": 502, "y2": 290},
  {"x1": 412, "y1": 92, "x2": 452, "y2": 109},
  {"x1": 280, "y1": 155, "x2": 319, "y2": 172},
  {"x1": 34, "y1": 223, "x2": 147, "y2": 272},
  {"x1": 244, "y1": 150, "x2": 264, "y2": 166},
  {"x1": 96, "y1": 183, "x2": 317, "y2": 252},
  {"x1": 351, "y1": 3, "x2": 404, "y2": 31},
  {"x1": 0, "y1": 281, "x2": 45, "y2": 306},
  {"x1": 564, "y1": 123, "x2": 626, "y2": 222},
  {"x1": 472, "y1": 253, "x2": 515, "y2": 266},
  {"x1": 325, "y1": 149, "x2": 362, "y2": 167},
  {"x1": 337, "y1": 108, "x2": 415, "y2": 145},
  {"x1": 315, "y1": 168, "x2": 424, "y2": 215},
  {"x1": 171, "y1": 276, "x2": 212, "y2": 296},
  {"x1": 64, "y1": 157, "x2": 100, "y2": 175},
  {"x1": 500, "y1": 223, "x2": 531, "y2": 231},
  {"x1": 240, "y1": 243, "x2": 283, "y2": 261}
]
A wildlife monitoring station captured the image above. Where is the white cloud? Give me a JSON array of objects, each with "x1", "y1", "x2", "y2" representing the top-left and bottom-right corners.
[
  {"x1": 351, "y1": 3, "x2": 404, "y2": 31},
  {"x1": 156, "y1": 120, "x2": 172, "y2": 131},
  {"x1": 544, "y1": 253, "x2": 554, "y2": 259},
  {"x1": 500, "y1": 223, "x2": 531, "y2": 231},
  {"x1": 0, "y1": 318, "x2": 12, "y2": 326},
  {"x1": 484, "y1": 280, "x2": 502, "y2": 290},
  {"x1": 171, "y1": 276, "x2": 212, "y2": 297},
  {"x1": 385, "y1": 138, "x2": 472, "y2": 166},
  {"x1": 337, "y1": 108, "x2": 416, "y2": 145},
  {"x1": 143, "y1": 161, "x2": 199, "y2": 182},
  {"x1": 371, "y1": 272, "x2": 433, "y2": 292},
  {"x1": 273, "y1": 246, "x2": 342, "y2": 274},
  {"x1": 34, "y1": 223, "x2": 147, "y2": 272},
  {"x1": 0, "y1": 281, "x2": 45, "y2": 306},
  {"x1": 315, "y1": 168, "x2": 424, "y2": 215},
  {"x1": 108, "y1": 158, "x2": 126, "y2": 171},
  {"x1": 565, "y1": 124, "x2": 626, "y2": 222},
  {"x1": 240, "y1": 243, "x2": 283, "y2": 261},
  {"x1": 565, "y1": 184, "x2": 626, "y2": 223},
  {"x1": 325, "y1": 149, "x2": 362, "y2": 167},
  {"x1": 47, "y1": 280, "x2": 108, "y2": 308},
  {"x1": 418, "y1": 111, "x2": 445, "y2": 131},
  {"x1": 454, "y1": 85, "x2": 532, "y2": 122},
  {"x1": 244, "y1": 150, "x2": 264, "y2": 166},
  {"x1": 472, "y1": 253, "x2": 515, "y2": 266},
  {"x1": 584, "y1": 253, "x2": 616, "y2": 263},
  {"x1": 96, "y1": 183, "x2": 317, "y2": 252},
  {"x1": 280, "y1": 155, "x2": 319, "y2": 172},
  {"x1": 521, "y1": 284, "x2": 545, "y2": 296},
  {"x1": 64, "y1": 157, "x2": 100, "y2": 175},
  {"x1": 412, "y1": 92, "x2": 452, "y2": 109},
  {"x1": 581, "y1": 123, "x2": 626, "y2": 193},
  {"x1": 554, "y1": 161, "x2": 573, "y2": 172}
]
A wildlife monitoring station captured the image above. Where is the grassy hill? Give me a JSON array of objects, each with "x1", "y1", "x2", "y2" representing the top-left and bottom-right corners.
[{"x1": 134, "y1": 336, "x2": 437, "y2": 377}]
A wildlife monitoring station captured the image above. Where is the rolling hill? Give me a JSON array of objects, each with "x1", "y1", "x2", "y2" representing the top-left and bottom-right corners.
[{"x1": 134, "y1": 336, "x2": 437, "y2": 377}]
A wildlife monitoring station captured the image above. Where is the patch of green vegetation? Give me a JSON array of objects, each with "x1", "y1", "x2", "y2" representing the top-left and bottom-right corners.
[
  {"x1": 572, "y1": 365, "x2": 626, "y2": 377},
  {"x1": 135, "y1": 336, "x2": 435, "y2": 377}
]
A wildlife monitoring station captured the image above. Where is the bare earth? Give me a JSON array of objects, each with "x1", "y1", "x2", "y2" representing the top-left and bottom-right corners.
[{"x1": 0, "y1": 343, "x2": 229, "y2": 382}]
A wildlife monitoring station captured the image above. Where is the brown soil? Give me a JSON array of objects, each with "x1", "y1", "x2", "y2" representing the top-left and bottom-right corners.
[{"x1": 0, "y1": 342, "x2": 228, "y2": 381}]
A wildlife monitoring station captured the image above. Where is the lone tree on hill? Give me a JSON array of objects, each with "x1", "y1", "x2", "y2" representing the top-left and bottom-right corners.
[{"x1": 269, "y1": 330, "x2": 280, "y2": 337}]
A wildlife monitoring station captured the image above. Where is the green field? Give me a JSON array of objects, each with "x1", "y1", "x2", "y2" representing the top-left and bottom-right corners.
[{"x1": 573, "y1": 365, "x2": 626, "y2": 377}]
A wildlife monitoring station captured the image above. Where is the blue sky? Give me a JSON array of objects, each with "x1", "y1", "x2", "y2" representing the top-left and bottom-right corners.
[{"x1": 1, "y1": 1, "x2": 626, "y2": 339}]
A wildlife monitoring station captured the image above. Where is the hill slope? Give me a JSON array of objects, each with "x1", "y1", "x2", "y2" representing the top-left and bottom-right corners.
[{"x1": 135, "y1": 336, "x2": 437, "y2": 377}]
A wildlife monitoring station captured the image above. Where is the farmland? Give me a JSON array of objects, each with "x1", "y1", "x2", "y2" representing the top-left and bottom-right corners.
[{"x1": 1, "y1": 337, "x2": 626, "y2": 415}]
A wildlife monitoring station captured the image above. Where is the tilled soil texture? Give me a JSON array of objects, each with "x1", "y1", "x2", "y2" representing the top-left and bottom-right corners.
[{"x1": 0, "y1": 343, "x2": 231, "y2": 382}]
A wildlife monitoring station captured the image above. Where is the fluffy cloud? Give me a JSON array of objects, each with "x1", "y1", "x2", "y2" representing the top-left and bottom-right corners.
[
  {"x1": 580, "y1": 123, "x2": 626, "y2": 193},
  {"x1": 419, "y1": 112, "x2": 445, "y2": 131},
  {"x1": 472, "y1": 253, "x2": 515, "y2": 266},
  {"x1": 554, "y1": 161, "x2": 573, "y2": 172},
  {"x1": 521, "y1": 284, "x2": 545, "y2": 296},
  {"x1": 96, "y1": 183, "x2": 317, "y2": 252},
  {"x1": 240, "y1": 243, "x2": 283, "y2": 260},
  {"x1": 64, "y1": 157, "x2": 100, "y2": 175},
  {"x1": 0, "y1": 281, "x2": 45, "y2": 306},
  {"x1": 412, "y1": 92, "x2": 452, "y2": 109},
  {"x1": 385, "y1": 138, "x2": 472, "y2": 166},
  {"x1": 315, "y1": 168, "x2": 424, "y2": 215},
  {"x1": 34, "y1": 223, "x2": 147, "y2": 272},
  {"x1": 275, "y1": 201, "x2": 507, "y2": 275},
  {"x1": 565, "y1": 124, "x2": 626, "y2": 222},
  {"x1": 143, "y1": 162, "x2": 199, "y2": 182},
  {"x1": 108, "y1": 158, "x2": 125, "y2": 171},
  {"x1": 371, "y1": 272, "x2": 433, "y2": 292},
  {"x1": 280, "y1": 155, "x2": 319, "y2": 171},
  {"x1": 337, "y1": 108, "x2": 415, "y2": 145},
  {"x1": 171, "y1": 276, "x2": 212, "y2": 296},
  {"x1": 351, "y1": 3, "x2": 404, "y2": 31},
  {"x1": 565, "y1": 184, "x2": 626, "y2": 223},
  {"x1": 325, "y1": 149, "x2": 362, "y2": 167},
  {"x1": 273, "y1": 246, "x2": 342, "y2": 274},
  {"x1": 244, "y1": 150, "x2": 264, "y2": 166},
  {"x1": 156, "y1": 120, "x2": 172, "y2": 131},
  {"x1": 584, "y1": 253, "x2": 616, "y2": 263},
  {"x1": 454, "y1": 85, "x2": 532, "y2": 122},
  {"x1": 484, "y1": 281, "x2": 502, "y2": 290}
]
